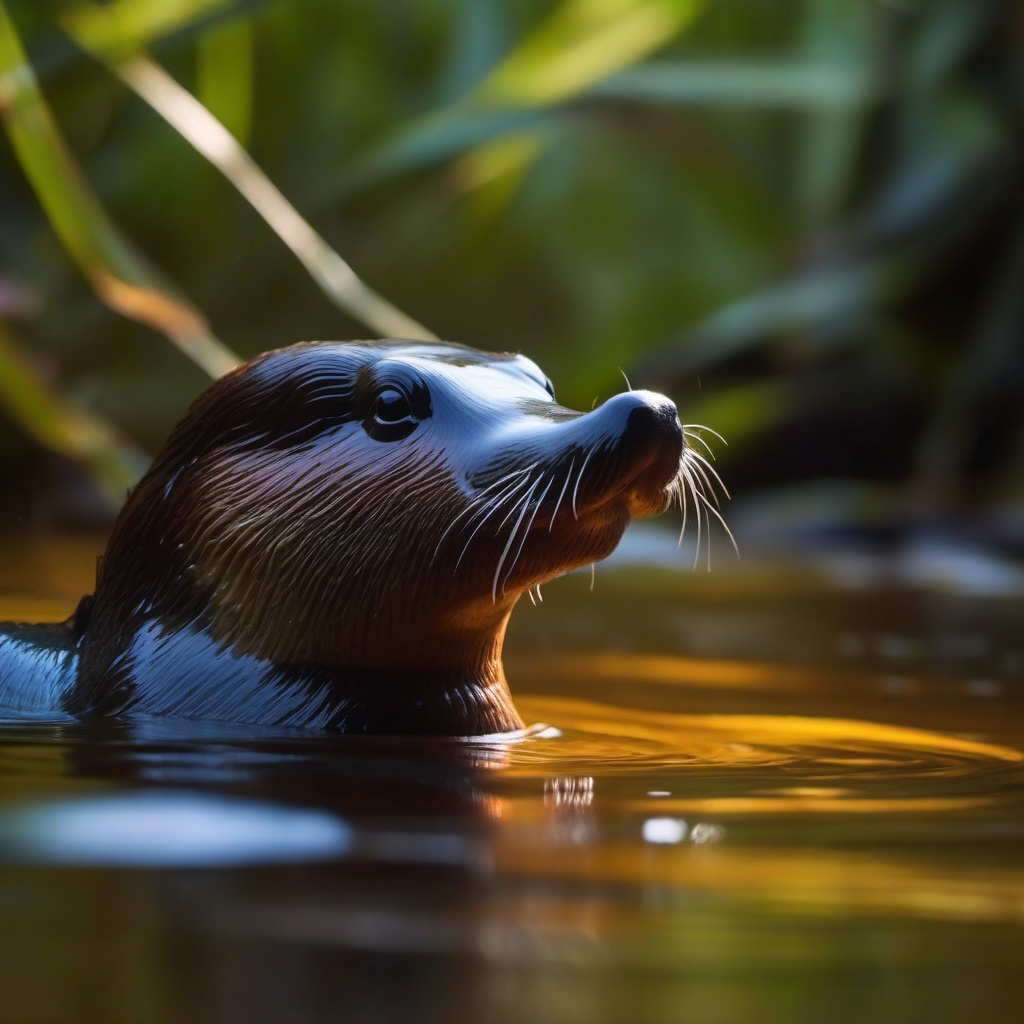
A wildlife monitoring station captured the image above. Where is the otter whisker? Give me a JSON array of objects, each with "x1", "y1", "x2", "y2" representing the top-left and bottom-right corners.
[
  {"x1": 570, "y1": 446, "x2": 597, "y2": 520},
  {"x1": 682, "y1": 429, "x2": 717, "y2": 459},
  {"x1": 494, "y1": 473, "x2": 545, "y2": 532},
  {"x1": 698, "y1": 490, "x2": 739, "y2": 558},
  {"x1": 680, "y1": 462, "x2": 704, "y2": 570},
  {"x1": 671, "y1": 475, "x2": 689, "y2": 548},
  {"x1": 683, "y1": 423, "x2": 728, "y2": 447},
  {"x1": 450, "y1": 472, "x2": 539, "y2": 575},
  {"x1": 671, "y1": 426, "x2": 738, "y2": 569},
  {"x1": 432, "y1": 464, "x2": 537, "y2": 567},
  {"x1": 686, "y1": 448, "x2": 731, "y2": 499},
  {"x1": 454, "y1": 471, "x2": 539, "y2": 576},
  {"x1": 450, "y1": 465, "x2": 538, "y2": 534},
  {"x1": 498, "y1": 476, "x2": 554, "y2": 597},
  {"x1": 684, "y1": 452, "x2": 724, "y2": 510},
  {"x1": 548, "y1": 455, "x2": 576, "y2": 531},
  {"x1": 492, "y1": 476, "x2": 545, "y2": 600},
  {"x1": 472, "y1": 472, "x2": 545, "y2": 582},
  {"x1": 474, "y1": 463, "x2": 538, "y2": 493},
  {"x1": 699, "y1": 482, "x2": 713, "y2": 571}
]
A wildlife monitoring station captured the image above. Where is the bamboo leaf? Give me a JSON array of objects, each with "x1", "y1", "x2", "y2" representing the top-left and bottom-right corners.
[
  {"x1": 341, "y1": 107, "x2": 553, "y2": 194},
  {"x1": 454, "y1": 0, "x2": 708, "y2": 217},
  {"x1": 0, "y1": 1, "x2": 239, "y2": 377},
  {"x1": 590, "y1": 59, "x2": 876, "y2": 108},
  {"x1": 795, "y1": 0, "x2": 880, "y2": 224},
  {"x1": 61, "y1": 0, "x2": 233, "y2": 60},
  {"x1": 62, "y1": 5, "x2": 437, "y2": 341},
  {"x1": 332, "y1": 1, "x2": 710, "y2": 206},
  {"x1": 475, "y1": 0, "x2": 707, "y2": 107}
]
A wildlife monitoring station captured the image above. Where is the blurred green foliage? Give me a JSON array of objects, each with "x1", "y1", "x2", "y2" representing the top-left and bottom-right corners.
[{"x1": 0, "y1": 0, "x2": 1021, "y2": 533}]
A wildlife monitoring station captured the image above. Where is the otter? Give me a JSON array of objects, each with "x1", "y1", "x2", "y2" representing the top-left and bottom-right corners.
[{"x1": 0, "y1": 340, "x2": 725, "y2": 735}]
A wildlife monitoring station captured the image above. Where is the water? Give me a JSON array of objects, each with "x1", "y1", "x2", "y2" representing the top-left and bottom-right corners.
[{"x1": 0, "y1": 537, "x2": 1022, "y2": 1024}]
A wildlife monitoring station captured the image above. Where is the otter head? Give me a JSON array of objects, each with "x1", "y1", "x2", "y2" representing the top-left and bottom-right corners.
[{"x1": 80, "y1": 340, "x2": 722, "y2": 734}]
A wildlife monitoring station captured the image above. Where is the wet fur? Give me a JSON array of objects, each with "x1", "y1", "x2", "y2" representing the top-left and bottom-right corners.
[{"x1": 0, "y1": 340, "x2": 727, "y2": 734}]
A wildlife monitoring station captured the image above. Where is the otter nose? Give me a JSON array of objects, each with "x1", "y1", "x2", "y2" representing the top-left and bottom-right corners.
[
  {"x1": 593, "y1": 390, "x2": 684, "y2": 489},
  {"x1": 600, "y1": 390, "x2": 683, "y2": 447}
]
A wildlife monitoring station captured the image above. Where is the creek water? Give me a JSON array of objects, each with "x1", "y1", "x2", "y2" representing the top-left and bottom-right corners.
[{"x1": 0, "y1": 534, "x2": 1021, "y2": 1023}]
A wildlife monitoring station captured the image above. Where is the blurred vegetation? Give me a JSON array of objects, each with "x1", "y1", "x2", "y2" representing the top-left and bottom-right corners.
[{"x1": 0, "y1": 0, "x2": 1021, "y2": 541}]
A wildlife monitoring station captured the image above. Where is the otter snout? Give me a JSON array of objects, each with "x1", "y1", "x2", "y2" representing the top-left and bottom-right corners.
[
  {"x1": 586, "y1": 391, "x2": 683, "y2": 519},
  {"x1": 603, "y1": 390, "x2": 684, "y2": 483}
]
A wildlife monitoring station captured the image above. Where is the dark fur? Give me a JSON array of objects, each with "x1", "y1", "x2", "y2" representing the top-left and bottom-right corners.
[{"x1": 0, "y1": 340, "x2": 686, "y2": 735}]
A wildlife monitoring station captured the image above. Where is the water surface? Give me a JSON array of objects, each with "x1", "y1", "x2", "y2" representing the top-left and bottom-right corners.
[{"x1": 0, "y1": 536, "x2": 1021, "y2": 1023}]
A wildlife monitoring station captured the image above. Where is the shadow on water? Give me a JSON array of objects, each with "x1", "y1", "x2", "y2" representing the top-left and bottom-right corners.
[{"x1": 0, "y1": 540, "x2": 1022, "y2": 1023}]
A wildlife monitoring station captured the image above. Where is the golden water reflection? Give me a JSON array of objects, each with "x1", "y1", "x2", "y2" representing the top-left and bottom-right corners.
[
  {"x1": 510, "y1": 695, "x2": 1023, "y2": 776},
  {"x1": 480, "y1": 685, "x2": 1024, "y2": 927},
  {"x1": 1, "y1": 543, "x2": 1024, "y2": 1020}
]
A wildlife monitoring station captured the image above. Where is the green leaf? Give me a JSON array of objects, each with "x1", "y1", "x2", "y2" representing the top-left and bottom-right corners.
[
  {"x1": 475, "y1": 0, "x2": 708, "y2": 107},
  {"x1": 0, "y1": 319, "x2": 147, "y2": 503},
  {"x1": 794, "y1": 0, "x2": 880, "y2": 223},
  {"x1": 591, "y1": 59, "x2": 875, "y2": 108},
  {"x1": 0, "y1": 1, "x2": 239, "y2": 377},
  {"x1": 643, "y1": 257, "x2": 906, "y2": 375},
  {"x1": 196, "y1": 16, "x2": 253, "y2": 145},
  {"x1": 341, "y1": 106, "x2": 554, "y2": 194},
  {"x1": 61, "y1": 0, "x2": 233, "y2": 62}
]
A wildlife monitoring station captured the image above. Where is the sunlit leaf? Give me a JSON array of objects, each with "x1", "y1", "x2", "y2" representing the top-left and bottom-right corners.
[
  {"x1": 338, "y1": 1, "x2": 709, "y2": 202},
  {"x1": 457, "y1": 133, "x2": 545, "y2": 222},
  {"x1": 61, "y1": 0, "x2": 233, "y2": 61},
  {"x1": 475, "y1": 0, "x2": 707, "y2": 107},
  {"x1": 453, "y1": 0, "x2": 708, "y2": 219},
  {"x1": 0, "y1": 1, "x2": 239, "y2": 378},
  {"x1": 62, "y1": 4, "x2": 437, "y2": 340}
]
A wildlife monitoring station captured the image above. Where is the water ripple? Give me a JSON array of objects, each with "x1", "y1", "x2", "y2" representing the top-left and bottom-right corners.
[{"x1": 504, "y1": 696, "x2": 1024, "y2": 814}]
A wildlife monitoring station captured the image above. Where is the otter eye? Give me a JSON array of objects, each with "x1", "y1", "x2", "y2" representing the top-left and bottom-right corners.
[
  {"x1": 374, "y1": 388, "x2": 411, "y2": 424},
  {"x1": 364, "y1": 382, "x2": 431, "y2": 442}
]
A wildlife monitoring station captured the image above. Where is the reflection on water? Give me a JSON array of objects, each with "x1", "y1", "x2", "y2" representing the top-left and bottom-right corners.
[
  {"x1": 512, "y1": 694, "x2": 1023, "y2": 776},
  {"x1": 0, "y1": 793, "x2": 354, "y2": 866},
  {"x1": 0, "y1": 542, "x2": 1022, "y2": 1023}
]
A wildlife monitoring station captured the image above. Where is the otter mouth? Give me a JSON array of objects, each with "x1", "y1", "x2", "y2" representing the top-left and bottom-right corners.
[{"x1": 594, "y1": 437, "x2": 683, "y2": 521}]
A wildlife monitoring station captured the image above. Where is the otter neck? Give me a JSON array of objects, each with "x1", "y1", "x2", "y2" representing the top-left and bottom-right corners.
[
  {"x1": 77, "y1": 586, "x2": 525, "y2": 735},
  {"x1": 261, "y1": 607, "x2": 524, "y2": 734},
  {"x1": 293, "y1": 657, "x2": 523, "y2": 735}
]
